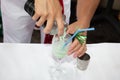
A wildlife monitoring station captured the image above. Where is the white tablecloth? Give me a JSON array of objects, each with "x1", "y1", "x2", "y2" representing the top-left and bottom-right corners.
[{"x1": 0, "y1": 43, "x2": 120, "y2": 80}]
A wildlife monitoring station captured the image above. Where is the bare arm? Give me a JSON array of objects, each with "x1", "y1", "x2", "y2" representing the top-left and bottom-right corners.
[
  {"x1": 76, "y1": 0, "x2": 100, "y2": 29},
  {"x1": 67, "y1": 0, "x2": 100, "y2": 58},
  {"x1": 33, "y1": 0, "x2": 64, "y2": 36}
]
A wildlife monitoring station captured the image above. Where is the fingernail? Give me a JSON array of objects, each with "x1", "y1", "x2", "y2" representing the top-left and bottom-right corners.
[
  {"x1": 68, "y1": 52, "x2": 71, "y2": 55},
  {"x1": 78, "y1": 53, "x2": 84, "y2": 57},
  {"x1": 78, "y1": 55, "x2": 82, "y2": 57},
  {"x1": 73, "y1": 53, "x2": 78, "y2": 58}
]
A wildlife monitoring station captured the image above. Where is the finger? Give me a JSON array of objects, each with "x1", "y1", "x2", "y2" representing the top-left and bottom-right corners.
[
  {"x1": 43, "y1": 16, "x2": 54, "y2": 34},
  {"x1": 66, "y1": 22, "x2": 78, "y2": 34},
  {"x1": 36, "y1": 16, "x2": 47, "y2": 27},
  {"x1": 73, "y1": 43, "x2": 86, "y2": 58},
  {"x1": 56, "y1": 13, "x2": 64, "y2": 36},
  {"x1": 66, "y1": 26, "x2": 74, "y2": 34},
  {"x1": 57, "y1": 20, "x2": 64, "y2": 36},
  {"x1": 78, "y1": 46, "x2": 87, "y2": 57},
  {"x1": 68, "y1": 39, "x2": 80, "y2": 55},
  {"x1": 32, "y1": 13, "x2": 40, "y2": 21},
  {"x1": 69, "y1": 44, "x2": 81, "y2": 54}
]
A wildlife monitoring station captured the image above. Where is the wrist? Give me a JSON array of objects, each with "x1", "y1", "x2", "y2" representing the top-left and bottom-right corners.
[
  {"x1": 75, "y1": 20, "x2": 90, "y2": 36},
  {"x1": 77, "y1": 19, "x2": 90, "y2": 29}
]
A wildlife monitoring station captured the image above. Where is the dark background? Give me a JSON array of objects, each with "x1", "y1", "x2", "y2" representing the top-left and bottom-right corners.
[
  {"x1": 70, "y1": 0, "x2": 120, "y2": 44},
  {"x1": 0, "y1": 0, "x2": 120, "y2": 43}
]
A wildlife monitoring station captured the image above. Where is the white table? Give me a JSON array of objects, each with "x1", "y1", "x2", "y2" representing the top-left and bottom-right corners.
[{"x1": 0, "y1": 43, "x2": 120, "y2": 80}]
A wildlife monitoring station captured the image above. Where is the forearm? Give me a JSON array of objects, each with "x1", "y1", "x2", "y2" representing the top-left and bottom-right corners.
[
  {"x1": 66, "y1": 0, "x2": 100, "y2": 57},
  {"x1": 77, "y1": 0, "x2": 100, "y2": 28}
]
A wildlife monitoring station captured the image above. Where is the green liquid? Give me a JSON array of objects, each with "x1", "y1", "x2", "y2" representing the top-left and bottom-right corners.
[{"x1": 52, "y1": 40, "x2": 69, "y2": 59}]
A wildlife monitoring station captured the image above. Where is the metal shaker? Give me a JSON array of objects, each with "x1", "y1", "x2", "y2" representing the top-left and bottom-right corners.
[{"x1": 77, "y1": 53, "x2": 90, "y2": 70}]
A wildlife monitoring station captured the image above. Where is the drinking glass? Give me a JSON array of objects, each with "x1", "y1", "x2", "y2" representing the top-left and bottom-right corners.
[{"x1": 49, "y1": 31, "x2": 73, "y2": 80}]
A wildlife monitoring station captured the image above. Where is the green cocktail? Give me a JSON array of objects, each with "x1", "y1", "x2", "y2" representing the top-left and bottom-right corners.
[
  {"x1": 52, "y1": 40, "x2": 69, "y2": 59},
  {"x1": 52, "y1": 33, "x2": 71, "y2": 59}
]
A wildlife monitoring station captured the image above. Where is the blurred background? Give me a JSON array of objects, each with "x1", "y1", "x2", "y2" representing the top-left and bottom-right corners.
[
  {"x1": 0, "y1": 0, "x2": 120, "y2": 43},
  {"x1": 70, "y1": 0, "x2": 120, "y2": 44}
]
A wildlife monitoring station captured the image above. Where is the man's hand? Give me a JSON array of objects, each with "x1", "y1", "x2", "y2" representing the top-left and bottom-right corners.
[
  {"x1": 32, "y1": 0, "x2": 64, "y2": 36},
  {"x1": 66, "y1": 21, "x2": 87, "y2": 58},
  {"x1": 66, "y1": 0, "x2": 100, "y2": 58}
]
